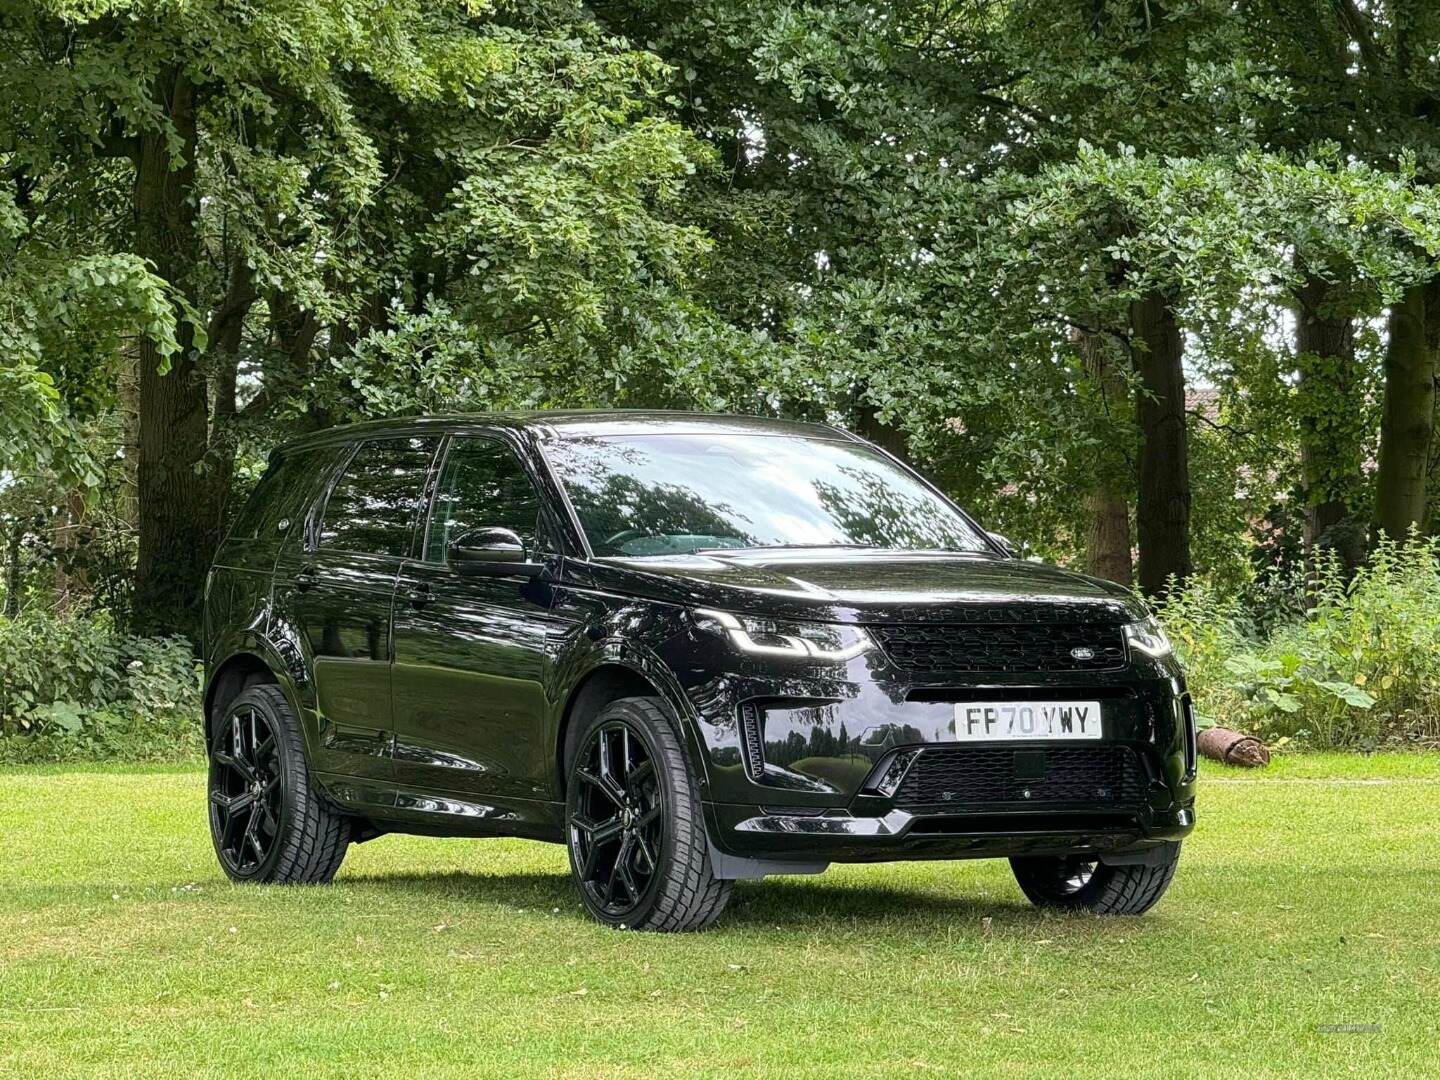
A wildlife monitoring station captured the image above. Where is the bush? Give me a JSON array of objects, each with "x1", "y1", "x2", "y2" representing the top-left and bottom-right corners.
[
  {"x1": 1160, "y1": 537, "x2": 1440, "y2": 750},
  {"x1": 0, "y1": 610, "x2": 202, "y2": 763}
]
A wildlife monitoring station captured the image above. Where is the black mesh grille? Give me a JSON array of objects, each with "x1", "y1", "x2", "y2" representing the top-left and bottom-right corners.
[
  {"x1": 893, "y1": 745, "x2": 1144, "y2": 807},
  {"x1": 867, "y1": 622, "x2": 1125, "y2": 673},
  {"x1": 880, "y1": 602, "x2": 1128, "y2": 625}
]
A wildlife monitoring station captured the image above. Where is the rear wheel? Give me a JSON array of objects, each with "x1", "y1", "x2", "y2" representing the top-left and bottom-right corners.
[
  {"x1": 208, "y1": 685, "x2": 350, "y2": 884},
  {"x1": 1009, "y1": 845, "x2": 1180, "y2": 915},
  {"x1": 565, "y1": 697, "x2": 731, "y2": 931}
]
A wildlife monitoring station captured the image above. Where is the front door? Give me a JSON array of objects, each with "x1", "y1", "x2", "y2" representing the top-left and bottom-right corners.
[
  {"x1": 273, "y1": 435, "x2": 439, "y2": 784},
  {"x1": 391, "y1": 435, "x2": 561, "y2": 802}
]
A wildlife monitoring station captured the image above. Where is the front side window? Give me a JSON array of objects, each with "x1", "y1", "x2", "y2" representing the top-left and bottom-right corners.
[
  {"x1": 424, "y1": 437, "x2": 545, "y2": 564},
  {"x1": 543, "y1": 432, "x2": 989, "y2": 557},
  {"x1": 317, "y1": 437, "x2": 439, "y2": 557}
]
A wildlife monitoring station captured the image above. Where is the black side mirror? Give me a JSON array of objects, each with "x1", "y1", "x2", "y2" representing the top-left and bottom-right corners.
[
  {"x1": 448, "y1": 527, "x2": 542, "y2": 578},
  {"x1": 987, "y1": 531, "x2": 1016, "y2": 556}
]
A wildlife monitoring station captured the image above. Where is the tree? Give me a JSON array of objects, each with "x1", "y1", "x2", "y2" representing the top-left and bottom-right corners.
[
  {"x1": 1245, "y1": 1, "x2": 1440, "y2": 540},
  {"x1": 4, "y1": 0, "x2": 717, "y2": 640}
]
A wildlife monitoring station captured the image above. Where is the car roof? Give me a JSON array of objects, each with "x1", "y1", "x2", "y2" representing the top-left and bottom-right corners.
[{"x1": 273, "y1": 410, "x2": 861, "y2": 453}]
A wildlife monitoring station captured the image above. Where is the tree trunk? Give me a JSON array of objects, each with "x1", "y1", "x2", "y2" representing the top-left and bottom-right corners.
[
  {"x1": 3, "y1": 522, "x2": 20, "y2": 618},
  {"x1": 207, "y1": 257, "x2": 258, "y2": 536},
  {"x1": 1295, "y1": 274, "x2": 1363, "y2": 568},
  {"x1": 1078, "y1": 330, "x2": 1133, "y2": 586},
  {"x1": 118, "y1": 340, "x2": 141, "y2": 529},
  {"x1": 1129, "y1": 290, "x2": 1191, "y2": 595},
  {"x1": 1374, "y1": 280, "x2": 1437, "y2": 541},
  {"x1": 52, "y1": 487, "x2": 89, "y2": 611},
  {"x1": 855, "y1": 398, "x2": 911, "y2": 463},
  {"x1": 132, "y1": 70, "x2": 218, "y2": 643}
]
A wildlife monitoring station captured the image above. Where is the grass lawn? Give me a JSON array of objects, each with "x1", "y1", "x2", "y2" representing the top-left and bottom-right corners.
[{"x1": 2, "y1": 756, "x2": 1437, "y2": 1078}]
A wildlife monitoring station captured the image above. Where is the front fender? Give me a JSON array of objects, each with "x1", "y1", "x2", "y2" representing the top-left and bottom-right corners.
[{"x1": 546, "y1": 598, "x2": 717, "y2": 796}]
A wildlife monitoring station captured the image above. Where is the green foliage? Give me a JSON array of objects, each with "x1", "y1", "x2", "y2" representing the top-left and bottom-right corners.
[
  {"x1": 5, "y1": 0, "x2": 1440, "y2": 738},
  {"x1": 0, "y1": 611, "x2": 201, "y2": 763},
  {"x1": 1160, "y1": 538, "x2": 1440, "y2": 749},
  {"x1": 0, "y1": 252, "x2": 187, "y2": 488}
]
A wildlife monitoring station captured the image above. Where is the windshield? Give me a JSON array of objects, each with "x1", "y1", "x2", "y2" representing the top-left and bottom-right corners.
[{"x1": 542, "y1": 432, "x2": 991, "y2": 557}]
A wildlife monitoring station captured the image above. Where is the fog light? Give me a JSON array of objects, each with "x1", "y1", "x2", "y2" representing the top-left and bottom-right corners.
[{"x1": 870, "y1": 748, "x2": 921, "y2": 798}]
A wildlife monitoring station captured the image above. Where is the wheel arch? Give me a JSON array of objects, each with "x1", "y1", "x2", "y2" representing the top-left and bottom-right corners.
[
  {"x1": 203, "y1": 649, "x2": 287, "y2": 748},
  {"x1": 554, "y1": 656, "x2": 708, "y2": 797}
]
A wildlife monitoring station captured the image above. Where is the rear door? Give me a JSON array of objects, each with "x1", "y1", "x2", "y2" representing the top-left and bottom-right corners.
[
  {"x1": 391, "y1": 434, "x2": 563, "y2": 801},
  {"x1": 273, "y1": 435, "x2": 440, "y2": 784}
]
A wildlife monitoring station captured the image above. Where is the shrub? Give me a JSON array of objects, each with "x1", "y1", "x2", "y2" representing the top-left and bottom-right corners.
[
  {"x1": 1159, "y1": 537, "x2": 1440, "y2": 750},
  {"x1": 0, "y1": 610, "x2": 202, "y2": 763}
]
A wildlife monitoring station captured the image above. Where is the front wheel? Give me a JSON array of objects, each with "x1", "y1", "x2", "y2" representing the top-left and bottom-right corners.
[
  {"x1": 208, "y1": 685, "x2": 350, "y2": 884},
  {"x1": 1010, "y1": 844, "x2": 1180, "y2": 915},
  {"x1": 565, "y1": 697, "x2": 732, "y2": 931}
]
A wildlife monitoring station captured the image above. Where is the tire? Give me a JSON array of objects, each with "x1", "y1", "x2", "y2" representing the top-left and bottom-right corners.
[
  {"x1": 565, "y1": 696, "x2": 732, "y2": 931},
  {"x1": 208, "y1": 685, "x2": 350, "y2": 885},
  {"x1": 1009, "y1": 844, "x2": 1180, "y2": 915}
]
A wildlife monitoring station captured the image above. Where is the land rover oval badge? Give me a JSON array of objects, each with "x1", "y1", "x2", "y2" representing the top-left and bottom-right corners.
[{"x1": 1070, "y1": 646, "x2": 1096, "y2": 661}]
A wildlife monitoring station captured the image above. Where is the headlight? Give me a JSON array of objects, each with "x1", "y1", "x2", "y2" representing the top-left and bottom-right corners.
[
  {"x1": 692, "y1": 608, "x2": 873, "y2": 662},
  {"x1": 1124, "y1": 616, "x2": 1174, "y2": 660}
]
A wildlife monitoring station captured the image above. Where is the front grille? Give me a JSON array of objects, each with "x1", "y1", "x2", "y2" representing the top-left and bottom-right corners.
[
  {"x1": 880, "y1": 602, "x2": 1129, "y2": 625},
  {"x1": 866, "y1": 622, "x2": 1125, "y2": 673},
  {"x1": 893, "y1": 745, "x2": 1144, "y2": 807}
]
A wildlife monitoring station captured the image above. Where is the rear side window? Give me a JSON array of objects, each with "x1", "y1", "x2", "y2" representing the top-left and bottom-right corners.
[
  {"x1": 424, "y1": 437, "x2": 545, "y2": 562},
  {"x1": 318, "y1": 437, "x2": 439, "y2": 557}
]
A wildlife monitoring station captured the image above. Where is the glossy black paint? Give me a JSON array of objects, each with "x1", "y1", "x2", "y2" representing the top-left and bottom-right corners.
[{"x1": 204, "y1": 410, "x2": 1195, "y2": 874}]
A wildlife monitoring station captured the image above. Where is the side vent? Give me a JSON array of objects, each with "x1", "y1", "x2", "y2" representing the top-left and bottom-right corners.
[
  {"x1": 738, "y1": 702, "x2": 765, "y2": 781},
  {"x1": 1181, "y1": 694, "x2": 1198, "y2": 781}
]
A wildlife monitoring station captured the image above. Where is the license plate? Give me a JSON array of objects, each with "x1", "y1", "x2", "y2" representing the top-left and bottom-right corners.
[{"x1": 953, "y1": 701, "x2": 1103, "y2": 741}]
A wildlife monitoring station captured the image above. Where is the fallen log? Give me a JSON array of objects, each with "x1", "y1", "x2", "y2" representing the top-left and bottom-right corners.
[{"x1": 1197, "y1": 726, "x2": 1270, "y2": 768}]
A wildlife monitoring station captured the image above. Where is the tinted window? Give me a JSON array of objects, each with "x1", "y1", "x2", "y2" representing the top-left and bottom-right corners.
[
  {"x1": 228, "y1": 447, "x2": 342, "y2": 542},
  {"x1": 543, "y1": 433, "x2": 989, "y2": 557},
  {"x1": 424, "y1": 438, "x2": 544, "y2": 563},
  {"x1": 318, "y1": 437, "x2": 439, "y2": 557}
]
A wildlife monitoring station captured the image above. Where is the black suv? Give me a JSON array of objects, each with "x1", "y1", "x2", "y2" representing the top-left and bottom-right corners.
[{"x1": 204, "y1": 411, "x2": 1195, "y2": 931}]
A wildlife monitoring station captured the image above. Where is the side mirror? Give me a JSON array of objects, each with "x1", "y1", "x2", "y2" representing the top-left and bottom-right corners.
[
  {"x1": 987, "y1": 531, "x2": 1016, "y2": 556},
  {"x1": 448, "y1": 527, "x2": 541, "y2": 578}
]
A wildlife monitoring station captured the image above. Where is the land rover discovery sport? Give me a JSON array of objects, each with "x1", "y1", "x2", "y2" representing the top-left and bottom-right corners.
[{"x1": 203, "y1": 411, "x2": 1196, "y2": 931}]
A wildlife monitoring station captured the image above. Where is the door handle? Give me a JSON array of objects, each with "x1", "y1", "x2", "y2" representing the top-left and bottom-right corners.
[
  {"x1": 406, "y1": 581, "x2": 432, "y2": 608},
  {"x1": 294, "y1": 565, "x2": 319, "y2": 592}
]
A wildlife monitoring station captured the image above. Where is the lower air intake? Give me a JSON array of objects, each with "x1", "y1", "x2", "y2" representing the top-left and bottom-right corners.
[{"x1": 893, "y1": 745, "x2": 1144, "y2": 807}]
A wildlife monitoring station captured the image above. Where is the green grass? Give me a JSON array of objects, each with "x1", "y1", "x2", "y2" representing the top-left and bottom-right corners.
[
  {"x1": 1226, "y1": 750, "x2": 1440, "y2": 780},
  {"x1": 2, "y1": 757, "x2": 1438, "y2": 1078}
]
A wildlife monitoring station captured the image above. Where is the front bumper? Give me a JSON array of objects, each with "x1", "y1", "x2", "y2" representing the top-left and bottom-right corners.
[{"x1": 671, "y1": 646, "x2": 1197, "y2": 865}]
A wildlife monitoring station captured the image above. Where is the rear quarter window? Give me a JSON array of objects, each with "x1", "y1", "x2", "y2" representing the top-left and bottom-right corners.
[{"x1": 226, "y1": 448, "x2": 341, "y2": 544}]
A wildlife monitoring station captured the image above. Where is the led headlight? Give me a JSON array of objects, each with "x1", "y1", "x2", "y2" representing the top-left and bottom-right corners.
[
  {"x1": 1123, "y1": 616, "x2": 1174, "y2": 660},
  {"x1": 692, "y1": 608, "x2": 873, "y2": 662}
]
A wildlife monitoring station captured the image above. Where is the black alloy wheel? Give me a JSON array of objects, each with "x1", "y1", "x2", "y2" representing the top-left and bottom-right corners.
[
  {"x1": 210, "y1": 702, "x2": 283, "y2": 876},
  {"x1": 565, "y1": 697, "x2": 731, "y2": 931},
  {"x1": 1010, "y1": 843, "x2": 1181, "y2": 915},
  {"x1": 1031, "y1": 854, "x2": 1099, "y2": 898},
  {"x1": 207, "y1": 685, "x2": 350, "y2": 885},
  {"x1": 569, "y1": 720, "x2": 665, "y2": 917}
]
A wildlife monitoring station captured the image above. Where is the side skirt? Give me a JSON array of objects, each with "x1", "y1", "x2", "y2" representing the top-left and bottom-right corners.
[{"x1": 315, "y1": 770, "x2": 565, "y2": 842}]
